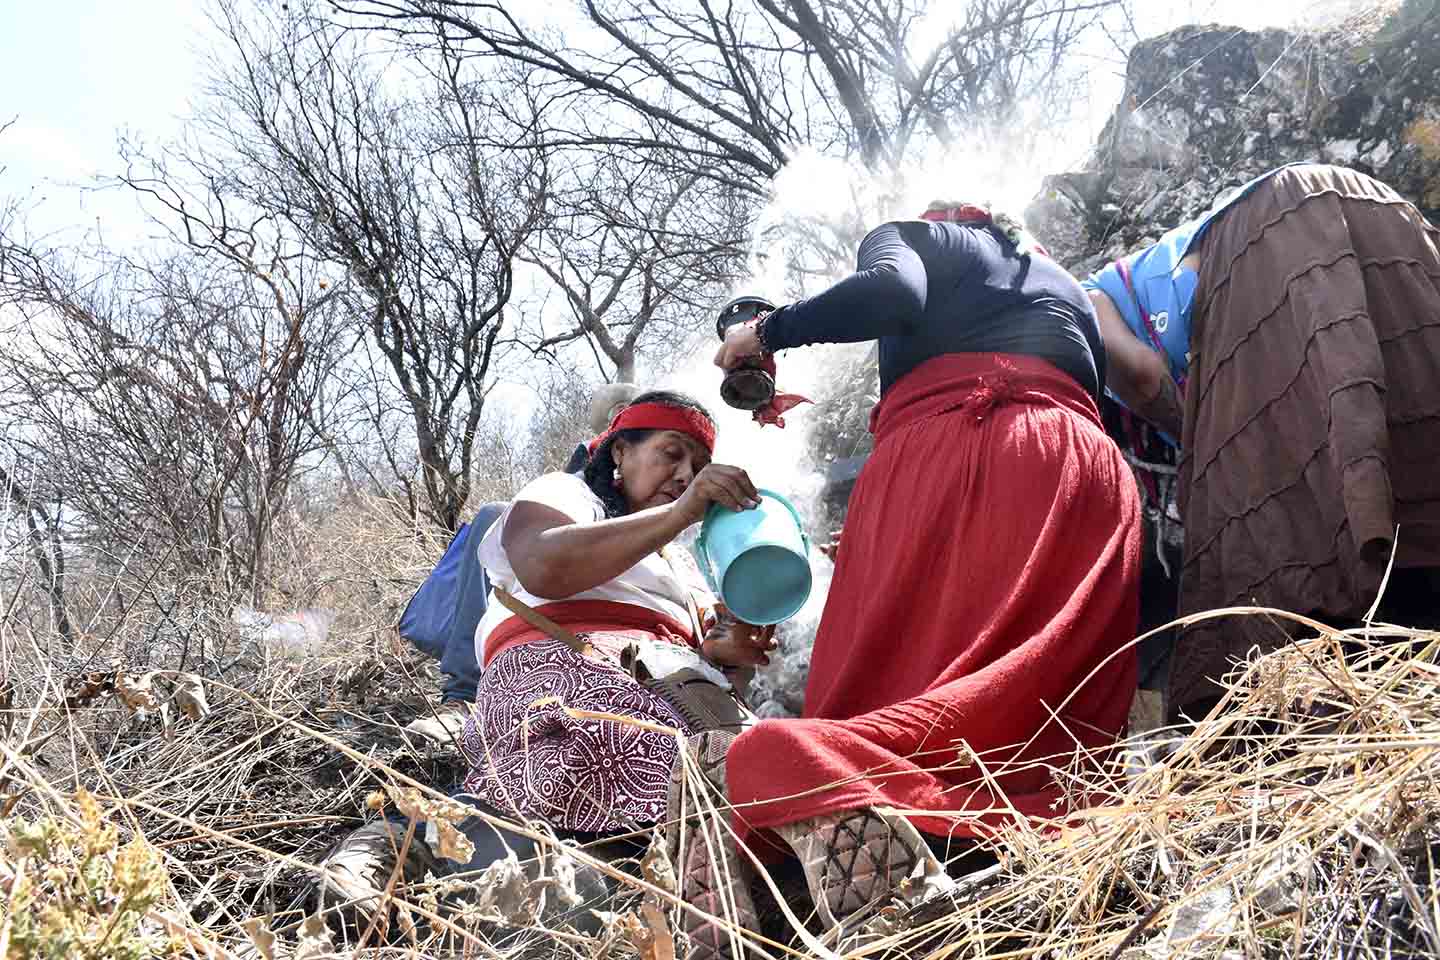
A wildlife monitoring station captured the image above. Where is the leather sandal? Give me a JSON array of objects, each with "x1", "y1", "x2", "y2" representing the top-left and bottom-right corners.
[{"x1": 677, "y1": 822, "x2": 761, "y2": 960}]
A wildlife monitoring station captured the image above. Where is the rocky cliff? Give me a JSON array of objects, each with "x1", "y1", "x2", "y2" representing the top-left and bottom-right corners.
[{"x1": 1029, "y1": 1, "x2": 1440, "y2": 274}]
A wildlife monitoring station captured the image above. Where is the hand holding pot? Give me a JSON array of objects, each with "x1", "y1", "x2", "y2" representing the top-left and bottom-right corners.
[{"x1": 713, "y1": 320, "x2": 763, "y2": 371}]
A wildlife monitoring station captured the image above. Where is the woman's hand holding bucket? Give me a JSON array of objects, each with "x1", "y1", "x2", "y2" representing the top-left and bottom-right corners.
[
  {"x1": 693, "y1": 486, "x2": 813, "y2": 626},
  {"x1": 669, "y1": 463, "x2": 760, "y2": 528}
]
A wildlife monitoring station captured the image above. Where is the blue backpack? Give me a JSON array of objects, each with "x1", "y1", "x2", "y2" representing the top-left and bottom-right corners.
[{"x1": 398, "y1": 504, "x2": 505, "y2": 662}]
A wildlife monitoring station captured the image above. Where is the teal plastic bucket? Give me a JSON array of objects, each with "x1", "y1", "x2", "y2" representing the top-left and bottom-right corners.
[{"x1": 693, "y1": 489, "x2": 812, "y2": 625}]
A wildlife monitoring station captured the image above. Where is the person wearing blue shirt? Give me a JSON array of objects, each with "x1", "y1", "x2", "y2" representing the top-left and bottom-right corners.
[
  {"x1": 1082, "y1": 165, "x2": 1290, "y2": 443},
  {"x1": 1083, "y1": 162, "x2": 1440, "y2": 720}
]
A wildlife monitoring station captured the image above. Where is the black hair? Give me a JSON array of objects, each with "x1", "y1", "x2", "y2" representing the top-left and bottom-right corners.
[{"x1": 583, "y1": 390, "x2": 716, "y2": 518}]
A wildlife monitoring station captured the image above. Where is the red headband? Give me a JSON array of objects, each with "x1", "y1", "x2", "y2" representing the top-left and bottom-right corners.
[
  {"x1": 587, "y1": 402, "x2": 717, "y2": 455},
  {"x1": 919, "y1": 203, "x2": 991, "y2": 224}
]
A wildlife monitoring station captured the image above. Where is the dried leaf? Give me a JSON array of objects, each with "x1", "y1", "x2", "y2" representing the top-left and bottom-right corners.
[
  {"x1": 385, "y1": 784, "x2": 472, "y2": 829},
  {"x1": 170, "y1": 672, "x2": 211, "y2": 720},
  {"x1": 385, "y1": 785, "x2": 425, "y2": 822},
  {"x1": 623, "y1": 906, "x2": 678, "y2": 960},
  {"x1": 546, "y1": 845, "x2": 583, "y2": 912},
  {"x1": 294, "y1": 912, "x2": 338, "y2": 960},
  {"x1": 64, "y1": 671, "x2": 115, "y2": 707},
  {"x1": 622, "y1": 914, "x2": 650, "y2": 955},
  {"x1": 115, "y1": 671, "x2": 164, "y2": 722},
  {"x1": 476, "y1": 853, "x2": 539, "y2": 926},
  {"x1": 640, "y1": 829, "x2": 677, "y2": 895},
  {"x1": 240, "y1": 917, "x2": 277, "y2": 960},
  {"x1": 433, "y1": 818, "x2": 475, "y2": 864},
  {"x1": 114, "y1": 671, "x2": 158, "y2": 710},
  {"x1": 639, "y1": 902, "x2": 676, "y2": 960}
]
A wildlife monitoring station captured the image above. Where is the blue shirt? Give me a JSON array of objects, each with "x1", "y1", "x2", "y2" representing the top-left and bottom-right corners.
[{"x1": 1082, "y1": 165, "x2": 1298, "y2": 387}]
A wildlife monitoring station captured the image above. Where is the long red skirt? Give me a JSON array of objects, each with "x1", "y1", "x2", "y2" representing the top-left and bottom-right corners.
[{"x1": 726, "y1": 353, "x2": 1141, "y2": 844}]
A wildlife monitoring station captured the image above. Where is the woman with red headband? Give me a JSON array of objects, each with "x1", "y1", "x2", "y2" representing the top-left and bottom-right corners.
[
  {"x1": 701, "y1": 205, "x2": 1142, "y2": 948},
  {"x1": 313, "y1": 391, "x2": 774, "y2": 934},
  {"x1": 458, "y1": 390, "x2": 771, "y2": 832}
]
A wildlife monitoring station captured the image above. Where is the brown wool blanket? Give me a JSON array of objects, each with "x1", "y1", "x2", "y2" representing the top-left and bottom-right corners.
[{"x1": 1172, "y1": 164, "x2": 1440, "y2": 712}]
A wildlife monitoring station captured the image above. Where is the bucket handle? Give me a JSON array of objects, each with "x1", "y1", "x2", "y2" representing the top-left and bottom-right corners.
[
  {"x1": 760, "y1": 488, "x2": 812, "y2": 555},
  {"x1": 693, "y1": 488, "x2": 809, "y2": 597},
  {"x1": 695, "y1": 511, "x2": 720, "y2": 596}
]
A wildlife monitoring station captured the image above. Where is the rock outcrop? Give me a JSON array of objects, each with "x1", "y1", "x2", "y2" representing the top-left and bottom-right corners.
[{"x1": 1030, "y1": 3, "x2": 1440, "y2": 273}]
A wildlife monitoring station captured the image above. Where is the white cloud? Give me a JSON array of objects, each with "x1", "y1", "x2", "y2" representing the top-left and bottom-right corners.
[{"x1": 0, "y1": 0, "x2": 204, "y2": 240}]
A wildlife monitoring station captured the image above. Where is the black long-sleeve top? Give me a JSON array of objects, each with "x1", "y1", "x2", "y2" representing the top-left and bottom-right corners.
[{"x1": 763, "y1": 221, "x2": 1106, "y2": 401}]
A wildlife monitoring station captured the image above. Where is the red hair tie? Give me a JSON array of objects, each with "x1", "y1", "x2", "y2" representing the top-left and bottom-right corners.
[{"x1": 919, "y1": 203, "x2": 992, "y2": 224}]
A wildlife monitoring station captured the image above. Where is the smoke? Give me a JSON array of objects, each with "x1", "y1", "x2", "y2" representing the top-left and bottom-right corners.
[{"x1": 664, "y1": 0, "x2": 1391, "y2": 715}]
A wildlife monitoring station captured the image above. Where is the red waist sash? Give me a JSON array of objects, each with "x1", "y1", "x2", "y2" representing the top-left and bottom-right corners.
[
  {"x1": 483, "y1": 599, "x2": 696, "y2": 667},
  {"x1": 871, "y1": 352, "x2": 1102, "y2": 440}
]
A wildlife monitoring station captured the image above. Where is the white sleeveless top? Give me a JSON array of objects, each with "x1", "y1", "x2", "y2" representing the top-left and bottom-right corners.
[{"x1": 473, "y1": 472, "x2": 712, "y2": 660}]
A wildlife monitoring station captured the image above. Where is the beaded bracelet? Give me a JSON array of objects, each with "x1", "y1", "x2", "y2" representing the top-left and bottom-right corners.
[{"x1": 754, "y1": 311, "x2": 773, "y2": 355}]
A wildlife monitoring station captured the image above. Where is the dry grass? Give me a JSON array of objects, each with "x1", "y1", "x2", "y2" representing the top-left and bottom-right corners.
[
  {"x1": 4, "y1": 536, "x2": 1440, "y2": 960},
  {"x1": 866, "y1": 609, "x2": 1440, "y2": 960}
]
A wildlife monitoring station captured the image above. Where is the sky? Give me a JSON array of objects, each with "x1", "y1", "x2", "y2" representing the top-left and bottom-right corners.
[
  {"x1": 0, "y1": 0, "x2": 208, "y2": 245},
  {"x1": 0, "y1": 0, "x2": 1365, "y2": 528},
  {"x1": 0, "y1": 0, "x2": 1349, "y2": 433},
  {"x1": 0, "y1": 0, "x2": 1351, "y2": 256},
  {"x1": 0, "y1": 0, "x2": 1338, "y2": 251}
]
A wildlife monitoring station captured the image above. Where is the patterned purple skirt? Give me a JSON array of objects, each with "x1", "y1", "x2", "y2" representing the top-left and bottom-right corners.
[{"x1": 460, "y1": 637, "x2": 693, "y2": 833}]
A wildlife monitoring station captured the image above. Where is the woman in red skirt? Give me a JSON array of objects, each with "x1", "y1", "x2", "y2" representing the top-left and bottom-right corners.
[{"x1": 704, "y1": 206, "x2": 1142, "y2": 949}]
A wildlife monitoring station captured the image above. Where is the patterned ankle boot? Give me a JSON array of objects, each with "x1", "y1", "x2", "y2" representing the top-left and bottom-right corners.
[{"x1": 774, "y1": 807, "x2": 945, "y2": 932}]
